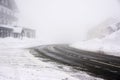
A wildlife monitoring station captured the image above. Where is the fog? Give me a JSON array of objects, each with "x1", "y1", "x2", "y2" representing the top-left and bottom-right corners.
[{"x1": 16, "y1": 0, "x2": 120, "y2": 44}]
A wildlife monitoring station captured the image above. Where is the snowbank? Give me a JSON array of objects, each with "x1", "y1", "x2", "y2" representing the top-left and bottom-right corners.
[
  {"x1": 70, "y1": 38, "x2": 102, "y2": 52},
  {"x1": 70, "y1": 30, "x2": 120, "y2": 57},
  {"x1": 0, "y1": 37, "x2": 42, "y2": 49}
]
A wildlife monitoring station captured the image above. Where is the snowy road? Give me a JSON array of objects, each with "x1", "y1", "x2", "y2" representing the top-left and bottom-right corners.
[
  {"x1": 0, "y1": 48, "x2": 103, "y2": 80},
  {"x1": 34, "y1": 44, "x2": 120, "y2": 80}
]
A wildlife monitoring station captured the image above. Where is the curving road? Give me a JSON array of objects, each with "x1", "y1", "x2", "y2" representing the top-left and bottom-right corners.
[{"x1": 33, "y1": 44, "x2": 120, "y2": 80}]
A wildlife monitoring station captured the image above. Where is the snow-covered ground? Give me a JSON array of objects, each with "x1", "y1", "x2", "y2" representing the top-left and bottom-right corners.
[
  {"x1": 70, "y1": 29, "x2": 120, "y2": 57},
  {"x1": 0, "y1": 38, "x2": 102, "y2": 80},
  {"x1": 0, "y1": 37, "x2": 42, "y2": 49},
  {"x1": 0, "y1": 49, "x2": 78, "y2": 80}
]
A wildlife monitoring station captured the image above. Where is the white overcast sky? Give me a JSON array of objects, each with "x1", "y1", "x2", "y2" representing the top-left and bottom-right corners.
[{"x1": 16, "y1": 0, "x2": 120, "y2": 43}]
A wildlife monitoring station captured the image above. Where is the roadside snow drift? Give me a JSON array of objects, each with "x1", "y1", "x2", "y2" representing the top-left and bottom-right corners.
[
  {"x1": 0, "y1": 37, "x2": 42, "y2": 49},
  {"x1": 70, "y1": 30, "x2": 120, "y2": 57}
]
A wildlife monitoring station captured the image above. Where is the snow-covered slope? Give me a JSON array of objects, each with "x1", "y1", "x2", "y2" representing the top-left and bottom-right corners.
[
  {"x1": 87, "y1": 18, "x2": 120, "y2": 40},
  {"x1": 70, "y1": 29, "x2": 120, "y2": 57}
]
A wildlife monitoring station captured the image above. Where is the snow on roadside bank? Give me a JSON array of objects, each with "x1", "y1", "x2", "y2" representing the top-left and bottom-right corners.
[
  {"x1": 70, "y1": 38, "x2": 102, "y2": 52},
  {"x1": 0, "y1": 37, "x2": 42, "y2": 49},
  {"x1": 70, "y1": 30, "x2": 120, "y2": 57}
]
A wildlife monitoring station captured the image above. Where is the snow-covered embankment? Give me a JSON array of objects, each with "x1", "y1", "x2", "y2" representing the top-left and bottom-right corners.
[{"x1": 70, "y1": 30, "x2": 120, "y2": 57}]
